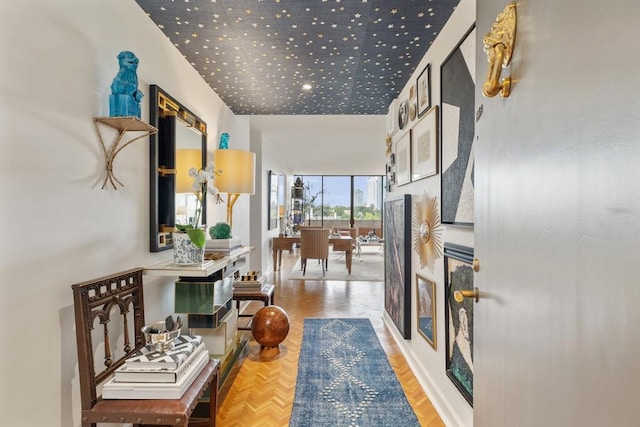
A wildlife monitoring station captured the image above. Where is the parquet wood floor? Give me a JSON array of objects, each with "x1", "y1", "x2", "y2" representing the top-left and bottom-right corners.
[{"x1": 216, "y1": 251, "x2": 444, "y2": 427}]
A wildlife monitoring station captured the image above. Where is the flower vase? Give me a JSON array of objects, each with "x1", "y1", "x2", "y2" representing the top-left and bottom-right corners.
[{"x1": 172, "y1": 232, "x2": 205, "y2": 264}]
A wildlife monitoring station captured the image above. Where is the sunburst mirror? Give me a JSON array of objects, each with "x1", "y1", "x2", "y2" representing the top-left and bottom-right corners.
[{"x1": 412, "y1": 193, "x2": 443, "y2": 270}]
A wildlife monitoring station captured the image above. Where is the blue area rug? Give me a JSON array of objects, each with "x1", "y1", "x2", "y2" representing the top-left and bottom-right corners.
[{"x1": 290, "y1": 318, "x2": 419, "y2": 427}]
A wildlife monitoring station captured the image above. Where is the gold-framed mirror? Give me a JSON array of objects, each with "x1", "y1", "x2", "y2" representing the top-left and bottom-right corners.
[{"x1": 149, "y1": 85, "x2": 207, "y2": 252}]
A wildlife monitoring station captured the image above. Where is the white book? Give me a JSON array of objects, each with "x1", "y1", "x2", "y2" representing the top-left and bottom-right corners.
[
  {"x1": 102, "y1": 350, "x2": 210, "y2": 399},
  {"x1": 205, "y1": 238, "x2": 242, "y2": 249},
  {"x1": 114, "y1": 342, "x2": 206, "y2": 383},
  {"x1": 234, "y1": 279, "x2": 264, "y2": 287},
  {"x1": 124, "y1": 335, "x2": 202, "y2": 370}
]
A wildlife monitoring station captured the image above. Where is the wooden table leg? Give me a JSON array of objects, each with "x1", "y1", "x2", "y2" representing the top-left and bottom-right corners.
[
  {"x1": 346, "y1": 250, "x2": 352, "y2": 274},
  {"x1": 273, "y1": 248, "x2": 278, "y2": 271}
]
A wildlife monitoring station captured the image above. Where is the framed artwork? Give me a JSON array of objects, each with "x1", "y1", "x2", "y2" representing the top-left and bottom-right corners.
[
  {"x1": 387, "y1": 97, "x2": 398, "y2": 137},
  {"x1": 395, "y1": 132, "x2": 411, "y2": 186},
  {"x1": 267, "y1": 170, "x2": 278, "y2": 230},
  {"x1": 444, "y1": 243, "x2": 474, "y2": 406},
  {"x1": 384, "y1": 194, "x2": 412, "y2": 339},
  {"x1": 417, "y1": 63, "x2": 431, "y2": 117},
  {"x1": 416, "y1": 274, "x2": 436, "y2": 350},
  {"x1": 277, "y1": 174, "x2": 286, "y2": 227},
  {"x1": 411, "y1": 106, "x2": 438, "y2": 181},
  {"x1": 440, "y1": 25, "x2": 476, "y2": 226}
]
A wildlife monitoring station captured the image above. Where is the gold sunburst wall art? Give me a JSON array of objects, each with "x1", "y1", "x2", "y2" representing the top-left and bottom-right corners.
[{"x1": 412, "y1": 193, "x2": 443, "y2": 271}]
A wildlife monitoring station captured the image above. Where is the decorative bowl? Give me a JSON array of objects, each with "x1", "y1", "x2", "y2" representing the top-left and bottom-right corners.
[{"x1": 142, "y1": 318, "x2": 182, "y2": 352}]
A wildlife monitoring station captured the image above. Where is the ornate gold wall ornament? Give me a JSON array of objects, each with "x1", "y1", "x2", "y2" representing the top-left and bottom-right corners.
[
  {"x1": 412, "y1": 193, "x2": 443, "y2": 270},
  {"x1": 482, "y1": 3, "x2": 516, "y2": 98}
]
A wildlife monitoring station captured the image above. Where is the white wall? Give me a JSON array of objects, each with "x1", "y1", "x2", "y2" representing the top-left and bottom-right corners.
[
  {"x1": 0, "y1": 1, "x2": 237, "y2": 426},
  {"x1": 383, "y1": 0, "x2": 475, "y2": 425}
]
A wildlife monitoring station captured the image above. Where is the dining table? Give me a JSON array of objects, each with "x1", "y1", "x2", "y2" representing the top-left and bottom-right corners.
[{"x1": 272, "y1": 235, "x2": 353, "y2": 274}]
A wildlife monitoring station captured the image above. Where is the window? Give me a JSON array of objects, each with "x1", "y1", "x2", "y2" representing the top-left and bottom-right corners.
[{"x1": 294, "y1": 175, "x2": 383, "y2": 235}]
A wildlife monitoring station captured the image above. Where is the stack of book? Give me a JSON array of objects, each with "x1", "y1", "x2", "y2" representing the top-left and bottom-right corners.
[
  {"x1": 102, "y1": 335, "x2": 209, "y2": 399},
  {"x1": 205, "y1": 237, "x2": 242, "y2": 256},
  {"x1": 233, "y1": 271, "x2": 264, "y2": 293}
]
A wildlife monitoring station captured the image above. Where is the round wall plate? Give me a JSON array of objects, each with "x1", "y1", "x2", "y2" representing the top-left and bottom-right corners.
[
  {"x1": 398, "y1": 100, "x2": 409, "y2": 130},
  {"x1": 409, "y1": 101, "x2": 417, "y2": 121}
]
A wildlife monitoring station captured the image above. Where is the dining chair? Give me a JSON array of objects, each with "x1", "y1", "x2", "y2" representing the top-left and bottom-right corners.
[
  {"x1": 300, "y1": 227, "x2": 330, "y2": 276},
  {"x1": 71, "y1": 268, "x2": 219, "y2": 426}
]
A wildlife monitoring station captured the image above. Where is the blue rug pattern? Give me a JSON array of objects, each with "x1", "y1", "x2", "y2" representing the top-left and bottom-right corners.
[{"x1": 290, "y1": 318, "x2": 420, "y2": 427}]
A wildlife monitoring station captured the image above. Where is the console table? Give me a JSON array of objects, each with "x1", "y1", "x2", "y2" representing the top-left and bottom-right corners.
[
  {"x1": 272, "y1": 236, "x2": 353, "y2": 273},
  {"x1": 143, "y1": 246, "x2": 253, "y2": 411}
]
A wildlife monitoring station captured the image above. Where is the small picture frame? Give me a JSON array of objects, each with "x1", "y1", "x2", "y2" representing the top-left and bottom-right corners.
[
  {"x1": 395, "y1": 132, "x2": 411, "y2": 186},
  {"x1": 411, "y1": 106, "x2": 438, "y2": 181},
  {"x1": 416, "y1": 274, "x2": 436, "y2": 350},
  {"x1": 417, "y1": 63, "x2": 431, "y2": 118}
]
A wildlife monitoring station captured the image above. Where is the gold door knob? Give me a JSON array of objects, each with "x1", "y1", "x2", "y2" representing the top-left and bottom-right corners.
[{"x1": 454, "y1": 287, "x2": 480, "y2": 303}]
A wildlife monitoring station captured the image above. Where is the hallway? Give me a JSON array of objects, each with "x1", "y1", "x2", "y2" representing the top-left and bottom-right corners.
[{"x1": 216, "y1": 251, "x2": 444, "y2": 426}]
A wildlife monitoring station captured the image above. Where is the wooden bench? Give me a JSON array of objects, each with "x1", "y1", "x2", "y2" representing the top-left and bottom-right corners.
[{"x1": 233, "y1": 284, "x2": 275, "y2": 330}]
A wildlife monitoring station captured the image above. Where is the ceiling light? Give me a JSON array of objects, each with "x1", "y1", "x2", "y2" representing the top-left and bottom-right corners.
[{"x1": 302, "y1": 83, "x2": 313, "y2": 91}]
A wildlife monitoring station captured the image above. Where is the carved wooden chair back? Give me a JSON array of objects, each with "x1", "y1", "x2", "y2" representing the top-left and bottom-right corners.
[
  {"x1": 300, "y1": 227, "x2": 330, "y2": 276},
  {"x1": 71, "y1": 268, "x2": 218, "y2": 427}
]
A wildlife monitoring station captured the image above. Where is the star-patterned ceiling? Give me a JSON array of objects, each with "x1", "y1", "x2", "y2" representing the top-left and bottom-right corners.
[{"x1": 134, "y1": 0, "x2": 460, "y2": 115}]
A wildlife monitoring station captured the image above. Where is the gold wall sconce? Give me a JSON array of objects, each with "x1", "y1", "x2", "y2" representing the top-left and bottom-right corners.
[{"x1": 482, "y1": 3, "x2": 517, "y2": 98}]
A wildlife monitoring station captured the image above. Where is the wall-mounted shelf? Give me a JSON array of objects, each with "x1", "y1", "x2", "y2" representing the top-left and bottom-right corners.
[{"x1": 93, "y1": 116, "x2": 157, "y2": 189}]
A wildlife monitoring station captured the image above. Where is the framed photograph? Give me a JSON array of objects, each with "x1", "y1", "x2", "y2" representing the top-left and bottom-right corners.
[
  {"x1": 444, "y1": 243, "x2": 474, "y2": 406},
  {"x1": 416, "y1": 274, "x2": 436, "y2": 350},
  {"x1": 267, "y1": 170, "x2": 278, "y2": 230},
  {"x1": 395, "y1": 132, "x2": 411, "y2": 186},
  {"x1": 417, "y1": 63, "x2": 431, "y2": 117},
  {"x1": 384, "y1": 194, "x2": 412, "y2": 339},
  {"x1": 441, "y1": 25, "x2": 476, "y2": 226},
  {"x1": 411, "y1": 106, "x2": 438, "y2": 181}
]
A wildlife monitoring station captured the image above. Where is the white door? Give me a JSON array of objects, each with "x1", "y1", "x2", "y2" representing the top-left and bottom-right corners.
[{"x1": 474, "y1": 1, "x2": 640, "y2": 425}]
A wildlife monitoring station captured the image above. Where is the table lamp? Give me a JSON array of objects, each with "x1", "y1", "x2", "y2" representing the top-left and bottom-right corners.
[{"x1": 214, "y1": 148, "x2": 256, "y2": 227}]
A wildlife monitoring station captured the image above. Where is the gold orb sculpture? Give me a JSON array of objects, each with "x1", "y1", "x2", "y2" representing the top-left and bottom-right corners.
[{"x1": 412, "y1": 193, "x2": 443, "y2": 271}]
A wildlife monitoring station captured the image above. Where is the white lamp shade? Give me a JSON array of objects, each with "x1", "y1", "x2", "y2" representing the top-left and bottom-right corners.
[
  {"x1": 214, "y1": 148, "x2": 256, "y2": 194},
  {"x1": 175, "y1": 148, "x2": 202, "y2": 193}
]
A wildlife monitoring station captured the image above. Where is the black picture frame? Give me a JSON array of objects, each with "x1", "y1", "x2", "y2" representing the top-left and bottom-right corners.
[
  {"x1": 444, "y1": 242, "x2": 474, "y2": 406},
  {"x1": 440, "y1": 25, "x2": 476, "y2": 226},
  {"x1": 267, "y1": 170, "x2": 278, "y2": 230},
  {"x1": 384, "y1": 194, "x2": 412, "y2": 339},
  {"x1": 417, "y1": 63, "x2": 431, "y2": 118}
]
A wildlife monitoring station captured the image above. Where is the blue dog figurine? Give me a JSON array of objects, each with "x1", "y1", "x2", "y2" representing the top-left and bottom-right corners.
[{"x1": 109, "y1": 51, "x2": 143, "y2": 118}]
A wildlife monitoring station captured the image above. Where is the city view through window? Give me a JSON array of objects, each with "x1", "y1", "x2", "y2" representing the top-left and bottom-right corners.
[{"x1": 294, "y1": 175, "x2": 384, "y2": 237}]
